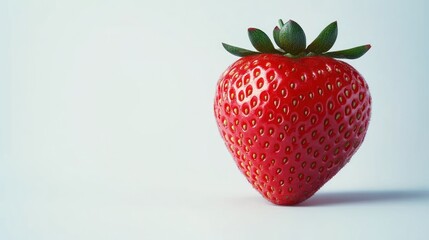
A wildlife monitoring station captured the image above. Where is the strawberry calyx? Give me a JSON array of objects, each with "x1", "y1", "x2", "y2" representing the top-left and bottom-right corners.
[{"x1": 223, "y1": 19, "x2": 371, "y2": 59}]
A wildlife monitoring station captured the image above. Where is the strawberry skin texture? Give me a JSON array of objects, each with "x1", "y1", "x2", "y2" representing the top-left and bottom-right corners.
[{"x1": 214, "y1": 54, "x2": 371, "y2": 205}]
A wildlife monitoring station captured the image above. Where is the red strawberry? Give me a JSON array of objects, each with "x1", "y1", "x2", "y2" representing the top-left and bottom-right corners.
[{"x1": 214, "y1": 20, "x2": 371, "y2": 205}]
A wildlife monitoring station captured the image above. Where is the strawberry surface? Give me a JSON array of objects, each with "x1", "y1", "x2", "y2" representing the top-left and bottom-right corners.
[{"x1": 214, "y1": 54, "x2": 370, "y2": 205}]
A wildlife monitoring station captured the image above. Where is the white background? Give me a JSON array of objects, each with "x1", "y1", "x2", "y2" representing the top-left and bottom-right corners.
[{"x1": 1, "y1": 0, "x2": 429, "y2": 239}]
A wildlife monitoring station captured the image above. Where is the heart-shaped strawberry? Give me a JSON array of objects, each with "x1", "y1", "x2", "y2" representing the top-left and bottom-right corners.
[{"x1": 214, "y1": 20, "x2": 371, "y2": 205}]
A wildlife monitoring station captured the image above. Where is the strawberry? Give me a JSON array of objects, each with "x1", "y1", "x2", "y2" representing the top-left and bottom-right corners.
[{"x1": 214, "y1": 20, "x2": 371, "y2": 205}]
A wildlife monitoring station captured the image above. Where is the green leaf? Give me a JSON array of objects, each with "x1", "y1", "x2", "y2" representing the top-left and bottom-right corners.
[
  {"x1": 273, "y1": 26, "x2": 281, "y2": 48},
  {"x1": 248, "y1": 28, "x2": 279, "y2": 53},
  {"x1": 307, "y1": 21, "x2": 338, "y2": 53},
  {"x1": 278, "y1": 20, "x2": 306, "y2": 55},
  {"x1": 323, "y1": 44, "x2": 371, "y2": 59},
  {"x1": 222, "y1": 43, "x2": 259, "y2": 57}
]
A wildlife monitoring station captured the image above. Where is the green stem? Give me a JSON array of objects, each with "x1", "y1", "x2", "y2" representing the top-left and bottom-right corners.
[{"x1": 222, "y1": 19, "x2": 371, "y2": 60}]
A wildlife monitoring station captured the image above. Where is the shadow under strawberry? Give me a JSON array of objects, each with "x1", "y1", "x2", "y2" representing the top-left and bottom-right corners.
[{"x1": 298, "y1": 189, "x2": 429, "y2": 207}]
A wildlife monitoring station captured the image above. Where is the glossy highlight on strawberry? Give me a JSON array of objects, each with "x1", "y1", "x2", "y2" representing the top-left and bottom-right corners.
[{"x1": 214, "y1": 20, "x2": 371, "y2": 205}]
